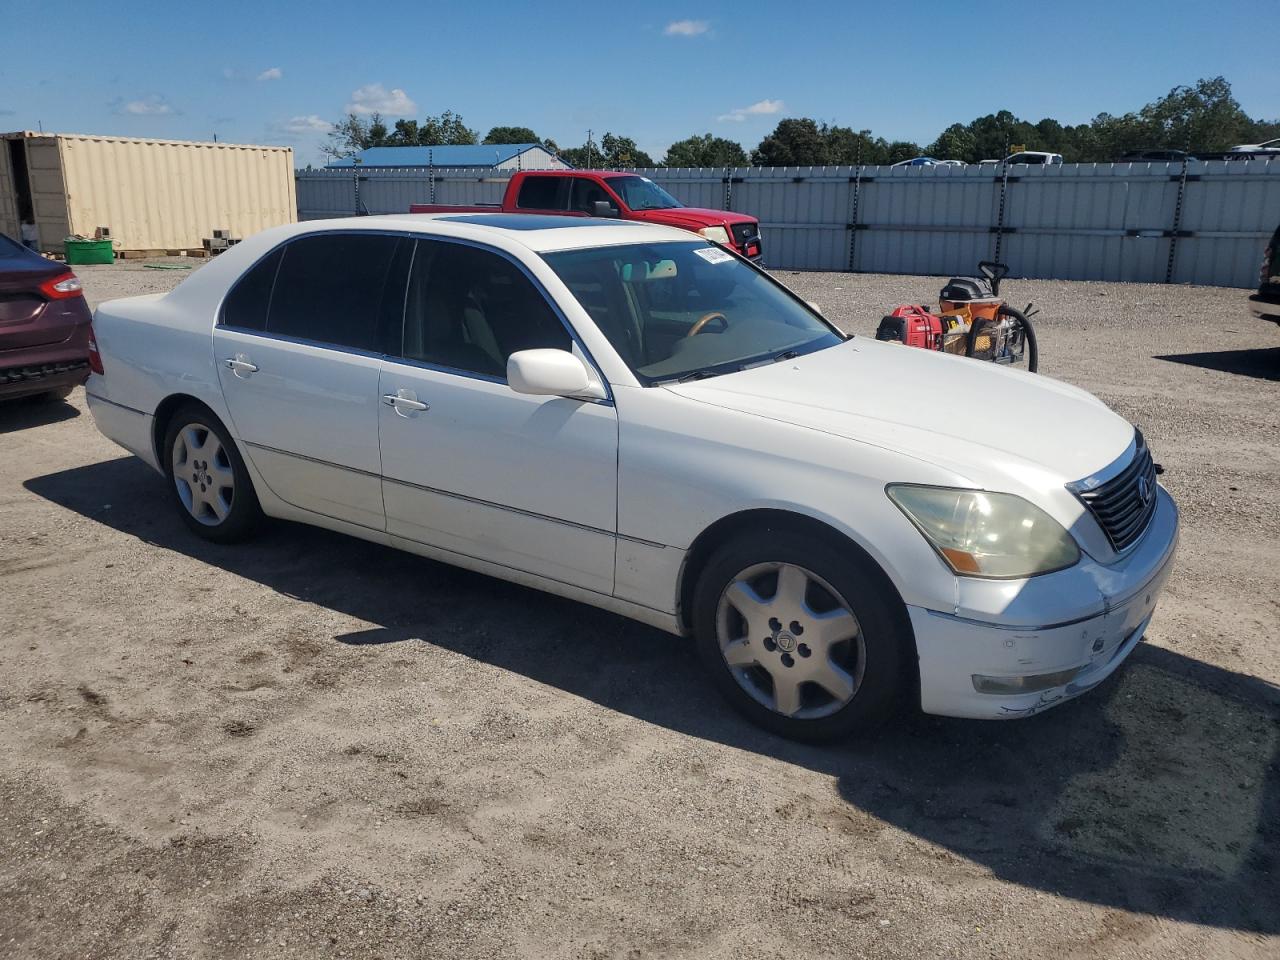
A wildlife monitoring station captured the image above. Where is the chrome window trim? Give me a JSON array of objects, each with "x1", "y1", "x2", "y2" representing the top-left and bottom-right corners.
[{"x1": 213, "y1": 227, "x2": 614, "y2": 401}]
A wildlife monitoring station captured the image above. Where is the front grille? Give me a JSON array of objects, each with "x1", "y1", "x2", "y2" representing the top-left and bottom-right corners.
[
  {"x1": 0, "y1": 360, "x2": 89, "y2": 384},
  {"x1": 731, "y1": 222, "x2": 761, "y2": 252},
  {"x1": 1069, "y1": 430, "x2": 1159, "y2": 552}
]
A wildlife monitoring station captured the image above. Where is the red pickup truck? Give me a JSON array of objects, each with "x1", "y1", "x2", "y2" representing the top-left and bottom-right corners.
[{"x1": 410, "y1": 170, "x2": 763, "y2": 261}]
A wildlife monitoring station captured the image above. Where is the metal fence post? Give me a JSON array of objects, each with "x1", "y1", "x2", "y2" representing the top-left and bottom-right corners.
[
  {"x1": 993, "y1": 159, "x2": 1010, "y2": 264},
  {"x1": 848, "y1": 151, "x2": 864, "y2": 272},
  {"x1": 1165, "y1": 150, "x2": 1191, "y2": 284}
]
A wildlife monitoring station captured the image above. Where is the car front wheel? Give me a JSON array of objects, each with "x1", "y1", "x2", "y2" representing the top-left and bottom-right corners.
[
  {"x1": 163, "y1": 404, "x2": 262, "y2": 543},
  {"x1": 693, "y1": 528, "x2": 909, "y2": 741}
]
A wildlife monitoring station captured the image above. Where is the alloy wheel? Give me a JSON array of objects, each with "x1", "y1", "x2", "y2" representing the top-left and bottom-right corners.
[
  {"x1": 715, "y1": 562, "x2": 865, "y2": 719},
  {"x1": 171, "y1": 422, "x2": 235, "y2": 526}
]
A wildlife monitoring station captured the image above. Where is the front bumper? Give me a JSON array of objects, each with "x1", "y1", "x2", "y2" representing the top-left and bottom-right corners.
[{"x1": 910, "y1": 486, "x2": 1179, "y2": 719}]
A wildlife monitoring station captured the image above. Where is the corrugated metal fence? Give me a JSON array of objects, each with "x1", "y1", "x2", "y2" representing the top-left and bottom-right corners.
[{"x1": 295, "y1": 159, "x2": 1280, "y2": 288}]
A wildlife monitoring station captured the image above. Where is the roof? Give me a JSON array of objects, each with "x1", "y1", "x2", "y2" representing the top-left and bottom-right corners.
[
  {"x1": 326, "y1": 143, "x2": 556, "y2": 168},
  {"x1": 0, "y1": 130, "x2": 292, "y2": 152},
  {"x1": 270, "y1": 212, "x2": 697, "y2": 254}
]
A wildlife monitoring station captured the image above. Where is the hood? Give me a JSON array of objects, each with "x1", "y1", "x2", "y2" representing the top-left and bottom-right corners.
[
  {"x1": 630, "y1": 207, "x2": 758, "y2": 229},
  {"x1": 665, "y1": 338, "x2": 1134, "y2": 489}
]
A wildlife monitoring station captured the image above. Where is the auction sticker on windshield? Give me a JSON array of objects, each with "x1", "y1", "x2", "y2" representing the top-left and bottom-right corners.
[{"x1": 694, "y1": 246, "x2": 735, "y2": 265}]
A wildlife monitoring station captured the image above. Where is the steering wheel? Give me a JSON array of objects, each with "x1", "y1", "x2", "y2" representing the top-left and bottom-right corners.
[{"x1": 686, "y1": 311, "x2": 728, "y2": 338}]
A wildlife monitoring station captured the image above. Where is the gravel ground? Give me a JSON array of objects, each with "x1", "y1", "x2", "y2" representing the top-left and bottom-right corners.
[{"x1": 1, "y1": 258, "x2": 1278, "y2": 960}]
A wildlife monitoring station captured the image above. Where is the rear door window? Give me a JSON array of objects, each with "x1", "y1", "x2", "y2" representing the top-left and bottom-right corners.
[
  {"x1": 266, "y1": 233, "x2": 401, "y2": 351},
  {"x1": 515, "y1": 176, "x2": 569, "y2": 211}
]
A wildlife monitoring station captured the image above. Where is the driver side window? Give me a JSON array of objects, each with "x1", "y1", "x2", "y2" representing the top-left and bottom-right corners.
[
  {"x1": 400, "y1": 240, "x2": 571, "y2": 379},
  {"x1": 570, "y1": 179, "x2": 615, "y2": 215}
]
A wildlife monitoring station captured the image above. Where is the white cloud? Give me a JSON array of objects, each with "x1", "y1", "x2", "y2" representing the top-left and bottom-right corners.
[
  {"x1": 116, "y1": 95, "x2": 175, "y2": 116},
  {"x1": 257, "y1": 67, "x2": 283, "y2": 81},
  {"x1": 664, "y1": 19, "x2": 709, "y2": 36},
  {"x1": 281, "y1": 114, "x2": 332, "y2": 134},
  {"x1": 717, "y1": 98, "x2": 784, "y2": 122},
  {"x1": 345, "y1": 83, "x2": 417, "y2": 117}
]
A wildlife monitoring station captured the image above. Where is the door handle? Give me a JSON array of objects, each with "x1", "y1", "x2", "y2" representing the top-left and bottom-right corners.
[
  {"x1": 382, "y1": 393, "x2": 429, "y2": 413},
  {"x1": 223, "y1": 357, "x2": 259, "y2": 376}
]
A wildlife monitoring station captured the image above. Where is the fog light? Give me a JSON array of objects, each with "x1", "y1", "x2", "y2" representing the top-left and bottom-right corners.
[{"x1": 972, "y1": 666, "x2": 1084, "y2": 695}]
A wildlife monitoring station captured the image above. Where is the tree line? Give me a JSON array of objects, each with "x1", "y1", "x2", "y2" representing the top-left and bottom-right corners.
[{"x1": 323, "y1": 78, "x2": 1278, "y2": 168}]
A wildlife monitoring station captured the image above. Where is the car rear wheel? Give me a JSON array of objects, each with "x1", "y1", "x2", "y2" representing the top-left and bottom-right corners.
[
  {"x1": 163, "y1": 405, "x2": 262, "y2": 543},
  {"x1": 693, "y1": 528, "x2": 908, "y2": 741}
]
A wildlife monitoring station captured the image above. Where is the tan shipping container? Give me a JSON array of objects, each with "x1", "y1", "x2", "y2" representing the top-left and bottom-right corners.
[{"x1": 0, "y1": 131, "x2": 296, "y2": 253}]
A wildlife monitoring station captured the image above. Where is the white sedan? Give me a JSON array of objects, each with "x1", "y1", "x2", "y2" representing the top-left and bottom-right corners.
[{"x1": 85, "y1": 214, "x2": 1178, "y2": 740}]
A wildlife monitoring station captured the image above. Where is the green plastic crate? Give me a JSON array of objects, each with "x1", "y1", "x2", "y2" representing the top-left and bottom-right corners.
[{"x1": 64, "y1": 238, "x2": 114, "y2": 265}]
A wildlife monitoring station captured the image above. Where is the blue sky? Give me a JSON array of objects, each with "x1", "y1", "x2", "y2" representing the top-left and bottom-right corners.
[{"x1": 1, "y1": 0, "x2": 1272, "y2": 165}]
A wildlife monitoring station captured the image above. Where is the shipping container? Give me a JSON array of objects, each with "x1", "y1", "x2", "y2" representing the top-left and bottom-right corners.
[{"x1": 0, "y1": 131, "x2": 296, "y2": 254}]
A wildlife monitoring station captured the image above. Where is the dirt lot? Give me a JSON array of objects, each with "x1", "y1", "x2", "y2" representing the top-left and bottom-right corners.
[{"x1": 2, "y1": 258, "x2": 1278, "y2": 960}]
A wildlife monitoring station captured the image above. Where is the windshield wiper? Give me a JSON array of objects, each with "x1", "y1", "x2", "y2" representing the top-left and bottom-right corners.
[
  {"x1": 652, "y1": 366, "x2": 733, "y2": 385},
  {"x1": 772, "y1": 350, "x2": 801, "y2": 362}
]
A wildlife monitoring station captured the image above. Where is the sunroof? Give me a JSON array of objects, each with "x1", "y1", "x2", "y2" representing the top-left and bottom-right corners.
[{"x1": 437, "y1": 214, "x2": 620, "y2": 231}]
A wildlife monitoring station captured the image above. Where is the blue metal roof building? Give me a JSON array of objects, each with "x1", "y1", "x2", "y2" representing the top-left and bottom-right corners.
[{"x1": 325, "y1": 143, "x2": 568, "y2": 170}]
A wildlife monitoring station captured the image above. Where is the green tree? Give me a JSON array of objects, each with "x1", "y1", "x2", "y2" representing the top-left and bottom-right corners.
[
  {"x1": 927, "y1": 123, "x2": 976, "y2": 162},
  {"x1": 560, "y1": 132, "x2": 653, "y2": 168},
  {"x1": 662, "y1": 133, "x2": 748, "y2": 167},
  {"x1": 417, "y1": 110, "x2": 478, "y2": 146},
  {"x1": 322, "y1": 112, "x2": 391, "y2": 159},
  {"x1": 483, "y1": 126, "x2": 541, "y2": 145},
  {"x1": 752, "y1": 118, "x2": 827, "y2": 165}
]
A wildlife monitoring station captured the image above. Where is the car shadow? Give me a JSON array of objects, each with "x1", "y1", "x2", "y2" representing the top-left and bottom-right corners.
[
  {"x1": 23, "y1": 455, "x2": 1280, "y2": 934},
  {"x1": 0, "y1": 394, "x2": 80, "y2": 433},
  {"x1": 1155, "y1": 346, "x2": 1280, "y2": 381}
]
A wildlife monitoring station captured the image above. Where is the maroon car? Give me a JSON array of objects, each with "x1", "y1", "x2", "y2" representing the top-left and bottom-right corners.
[{"x1": 0, "y1": 233, "x2": 94, "y2": 402}]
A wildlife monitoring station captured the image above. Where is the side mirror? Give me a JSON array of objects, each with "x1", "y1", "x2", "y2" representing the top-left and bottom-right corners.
[
  {"x1": 591, "y1": 200, "x2": 620, "y2": 218},
  {"x1": 507, "y1": 349, "x2": 606, "y2": 399}
]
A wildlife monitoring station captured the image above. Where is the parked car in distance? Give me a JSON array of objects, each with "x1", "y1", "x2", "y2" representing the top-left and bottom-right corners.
[
  {"x1": 0, "y1": 232, "x2": 92, "y2": 402},
  {"x1": 1118, "y1": 149, "x2": 1190, "y2": 162},
  {"x1": 1248, "y1": 222, "x2": 1280, "y2": 326},
  {"x1": 890, "y1": 157, "x2": 964, "y2": 167},
  {"x1": 1005, "y1": 152, "x2": 1064, "y2": 165},
  {"x1": 409, "y1": 170, "x2": 764, "y2": 261},
  {"x1": 85, "y1": 215, "x2": 1179, "y2": 741},
  {"x1": 1230, "y1": 137, "x2": 1280, "y2": 154}
]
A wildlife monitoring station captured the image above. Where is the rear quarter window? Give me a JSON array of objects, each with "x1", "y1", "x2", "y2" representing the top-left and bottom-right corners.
[{"x1": 221, "y1": 247, "x2": 283, "y2": 331}]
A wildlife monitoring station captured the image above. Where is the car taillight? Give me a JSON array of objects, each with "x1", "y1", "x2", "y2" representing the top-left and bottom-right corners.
[
  {"x1": 87, "y1": 324, "x2": 105, "y2": 375},
  {"x1": 39, "y1": 271, "x2": 84, "y2": 300}
]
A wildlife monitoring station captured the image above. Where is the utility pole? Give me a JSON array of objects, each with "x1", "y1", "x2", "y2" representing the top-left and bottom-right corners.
[{"x1": 586, "y1": 129, "x2": 593, "y2": 168}]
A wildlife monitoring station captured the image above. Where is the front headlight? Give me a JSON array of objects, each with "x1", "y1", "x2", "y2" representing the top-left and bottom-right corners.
[
  {"x1": 698, "y1": 226, "x2": 731, "y2": 244},
  {"x1": 886, "y1": 485, "x2": 1080, "y2": 578}
]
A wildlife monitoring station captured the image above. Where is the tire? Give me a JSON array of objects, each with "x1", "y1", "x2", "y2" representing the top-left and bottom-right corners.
[
  {"x1": 162, "y1": 404, "x2": 262, "y2": 543},
  {"x1": 998, "y1": 304, "x2": 1039, "y2": 373},
  {"x1": 692, "y1": 526, "x2": 910, "y2": 742}
]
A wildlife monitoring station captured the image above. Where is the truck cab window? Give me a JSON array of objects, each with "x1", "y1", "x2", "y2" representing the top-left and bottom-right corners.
[{"x1": 516, "y1": 176, "x2": 568, "y2": 211}]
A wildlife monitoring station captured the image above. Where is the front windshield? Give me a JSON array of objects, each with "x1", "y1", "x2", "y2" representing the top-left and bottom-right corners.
[
  {"x1": 543, "y1": 241, "x2": 845, "y2": 384},
  {"x1": 608, "y1": 176, "x2": 683, "y2": 211}
]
